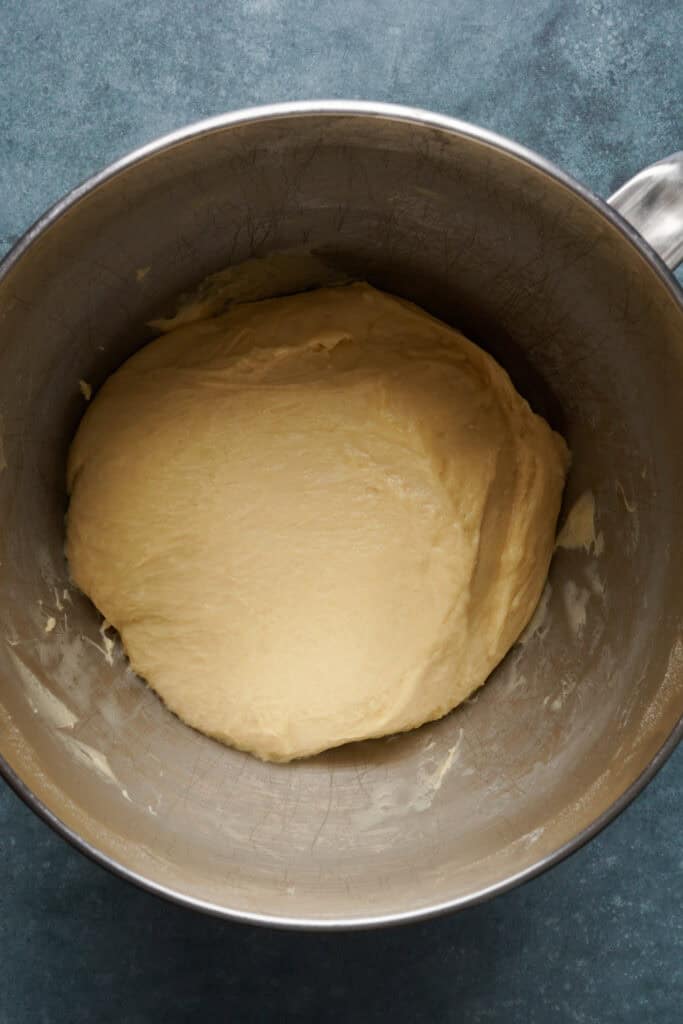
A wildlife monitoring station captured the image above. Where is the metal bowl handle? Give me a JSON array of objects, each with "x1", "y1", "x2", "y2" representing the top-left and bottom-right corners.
[{"x1": 608, "y1": 152, "x2": 683, "y2": 271}]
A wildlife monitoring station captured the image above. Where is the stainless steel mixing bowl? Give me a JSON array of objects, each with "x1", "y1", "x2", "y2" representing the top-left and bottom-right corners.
[{"x1": 1, "y1": 102, "x2": 681, "y2": 928}]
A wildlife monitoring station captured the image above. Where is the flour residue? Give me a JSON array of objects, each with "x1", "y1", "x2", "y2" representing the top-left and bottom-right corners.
[
  {"x1": 584, "y1": 562, "x2": 605, "y2": 598},
  {"x1": 36, "y1": 545, "x2": 60, "y2": 587},
  {"x1": 563, "y1": 580, "x2": 591, "y2": 637},
  {"x1": 556, "y1": 491, "x2": 603, "y2": 555},
  {"x1": 61, "y1": 737, "x2": 118, "y2": 784},
  {"x1": 615, "y1": 479, "x2": 640, "y2": 549},
  {"x1": 354, "y1": 729, "x2": 465, "y2": 831},
  {"x1": 7, "y1": 647, "x2": 78, "y2": 730},
  {"x1": 100, "y1": 619, "x2": 115, "y2": 662},
  {"x1": 83, "y1": 618, "x2": 116, "y2": 665},
  {"x1": 518, "y1": 582, "x2": 553, "y2": 645},
  {"x1": 79, "y1": 379, "x2": 92, "y2": 401},
  {"x1": 523, "y1": 825, "x2": 545, "y2": 847},
  {"x1": 615, "y1": 480, "x2": 636, "y2": 513},
  {"x1": 635, "y1": 637, "x2": 683, "y2": 742},
  {"x1": 425, "y1": 729, "x2": 464, "y2": 793}
]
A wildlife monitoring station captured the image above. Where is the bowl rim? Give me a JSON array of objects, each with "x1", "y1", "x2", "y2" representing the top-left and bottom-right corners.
[{"x1": 1, "y1": 99, "x2": 681, "y2": 930}]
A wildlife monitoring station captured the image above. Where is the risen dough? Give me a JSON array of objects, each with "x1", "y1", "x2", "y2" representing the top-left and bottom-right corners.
[{"x1": 67, "y1": 283, "x2": 569, "y2": 761}]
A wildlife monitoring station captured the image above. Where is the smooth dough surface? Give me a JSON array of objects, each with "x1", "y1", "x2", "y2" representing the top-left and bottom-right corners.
[{"x1": 67, "y1": 283, "x2": 569, "y2": 761}]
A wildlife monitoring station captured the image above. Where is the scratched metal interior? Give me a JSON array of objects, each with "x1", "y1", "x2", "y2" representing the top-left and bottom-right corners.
[{"x1": 0, "y1": 110, "x2": 682, "y2": 925}]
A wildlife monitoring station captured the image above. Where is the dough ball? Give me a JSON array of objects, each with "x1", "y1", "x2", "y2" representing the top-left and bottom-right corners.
[{"x1": 66, "y1": 283, "x2": 569, "y2": 761}]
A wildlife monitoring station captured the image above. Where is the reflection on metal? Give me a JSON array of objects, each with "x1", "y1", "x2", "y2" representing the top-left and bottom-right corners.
[{"x1": 609, "y1": 152, "x2": 683, "y2": 270}]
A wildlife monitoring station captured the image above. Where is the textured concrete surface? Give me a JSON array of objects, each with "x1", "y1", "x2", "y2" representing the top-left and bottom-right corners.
[{"x1": 1, "y1": 1, "x2": 681, "y2": 1021}]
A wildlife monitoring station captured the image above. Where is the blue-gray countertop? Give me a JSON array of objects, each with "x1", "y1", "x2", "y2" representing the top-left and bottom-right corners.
[{"x1": 1, "y1": 2, "x2": 681, "y2": 1021}]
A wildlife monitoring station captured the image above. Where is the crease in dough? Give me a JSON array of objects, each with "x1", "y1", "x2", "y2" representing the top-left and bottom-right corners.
[{"x1": 66, "y1": 283, "x2": 569, "y2": 761}]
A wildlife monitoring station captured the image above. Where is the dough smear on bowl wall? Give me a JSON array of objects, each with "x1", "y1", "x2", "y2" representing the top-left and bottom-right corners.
[{"x1": 65, "y1": 281, "x2": 569, "y2": 762}]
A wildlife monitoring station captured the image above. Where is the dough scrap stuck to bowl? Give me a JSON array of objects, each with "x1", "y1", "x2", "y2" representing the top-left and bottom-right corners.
[{"x1": 66, "y1": 282, "x2": 569, "y2": 761}]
